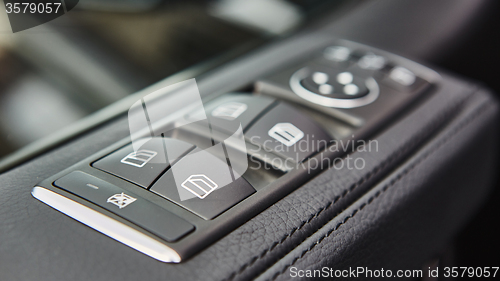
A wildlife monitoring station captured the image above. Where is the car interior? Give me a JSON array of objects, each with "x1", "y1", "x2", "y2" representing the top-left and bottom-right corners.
[{"x1": 0, "y1": 0, "x2": 499, "y2": 280}]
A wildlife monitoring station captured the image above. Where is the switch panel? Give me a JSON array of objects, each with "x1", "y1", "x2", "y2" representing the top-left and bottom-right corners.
[{"x1": 33, "y1": 40, "x2": 439, "y2": 264}]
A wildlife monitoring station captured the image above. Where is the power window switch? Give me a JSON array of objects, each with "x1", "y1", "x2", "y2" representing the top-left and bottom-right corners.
[
  {"x1": 245, "y1": 103, "x2": 332, "y2": 162},
  {"x1": 93, "y1": 137, "x2": 194, "y2": 188},
  {"x1": 186, "y1": 94, "x2": 275, "y2": 134}
]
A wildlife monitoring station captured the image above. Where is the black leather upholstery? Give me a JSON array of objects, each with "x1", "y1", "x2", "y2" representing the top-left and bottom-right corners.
[{"x1": 258, "y1": 88, "x2": 498, "y2": 281}]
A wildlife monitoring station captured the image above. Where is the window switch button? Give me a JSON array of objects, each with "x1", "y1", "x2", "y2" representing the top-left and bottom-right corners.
[
  {"x1": 245, "y1": 103, "x2": 332, "y2": 162},
  {"x1": 93, "y1": 137, "x2": 194, "y2": 188},
  {"x1": 187, "y1": 94, "x2": 275, "y2": 134}
]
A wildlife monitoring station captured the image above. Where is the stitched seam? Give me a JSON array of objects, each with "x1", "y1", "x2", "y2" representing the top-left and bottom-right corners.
[
  {"x1": 223, "y1": 94, "x2": 470, "y2": 281},
  {"x1": 268, "y1": 101, "x2": 494, "y2": 281}
]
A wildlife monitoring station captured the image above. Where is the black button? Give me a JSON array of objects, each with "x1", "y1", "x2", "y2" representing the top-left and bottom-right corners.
[
  {"x1": 186, "y1": 94, "x2": 275, "y2": 134},
  {"x1": 93, "y1": 137, "x2": 194, "y2": 188},
  {"x1": 150, "y1": 147, "x2": 256, "y2": 220},
  {"x1": 54, "y1": 171, "x2": 194, "y2": 242},
  {"x1": 245, "y1": 103, "x2": 332, "y2": 162}
]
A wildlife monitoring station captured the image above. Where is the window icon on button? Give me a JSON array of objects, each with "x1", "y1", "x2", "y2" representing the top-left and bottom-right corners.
[
  {"x1": 268, "y1": 123, "x2": 304, "y2": 147},
  {"x1": 181, "y1": 174, "x2": 219, "y2": 199},
  {"x1": 120, "y1": 150, "x2": 158, "y2": 168},
  {"x1": 211, "y1": 102, "x2": 248, "y2": 120}
]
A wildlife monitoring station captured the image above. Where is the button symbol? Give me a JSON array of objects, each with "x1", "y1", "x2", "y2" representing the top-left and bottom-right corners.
[
  {"x1": 324, "y1": 46, "x2": 351, "y2": 62},
  {"x1": 358, "y1": 53, "x2": 386, "y2": 70},
  {"x1": 107, "y1": 192, "x2": 137, "y2": 209},
  {"x1": 120, "y1": 150, "x2": 158, "y2": 168},
  {"x1": 389, "y1": 67, "x2": 416, "y2": 86},
  {"x1": 181, "y1": 174, "x2": 218, "y2": 199},
  {"x1": 211, "y1": 102, "x2": 248, "y2": 120},
  {"x1": 268, "y1": 123, "x2": 304, "y2": 147}
]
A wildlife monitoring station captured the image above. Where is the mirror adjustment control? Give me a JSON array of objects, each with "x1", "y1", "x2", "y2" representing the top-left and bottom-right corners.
[
  {"x1": 150, "y1": 147, "x2": 255, "y2": 220},
  {"x1": 54, "y1": 171, "x2": 195, "y2": 242},
  {"x1": 286, "y1": 64, "x2": 380, "y2": 109},
  {"x1": 299, "y1": 68, "x2": 370, "y2": 99},
  {"x1": 245, "y1": 102, "x2": 332, "y2": 162},
  {"x1": 93, "y1": 137, "x2": 194, "y2": 188}
]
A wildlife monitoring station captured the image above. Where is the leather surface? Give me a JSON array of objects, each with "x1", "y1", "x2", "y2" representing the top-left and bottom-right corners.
[
  {"x1": 258, "y1": 88, "x2": 498, "y2": 281},
  {"x1": 0, "y1": 69, "x2": 497, "y2": 281}
]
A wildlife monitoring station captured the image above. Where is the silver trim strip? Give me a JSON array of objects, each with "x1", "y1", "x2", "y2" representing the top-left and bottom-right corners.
[
  {"x1": 31, "y1": 186, "x2": 181, "y2": 263},
  {"x1": 289, "y1": 67, "x2": 380, "y2": 108}
]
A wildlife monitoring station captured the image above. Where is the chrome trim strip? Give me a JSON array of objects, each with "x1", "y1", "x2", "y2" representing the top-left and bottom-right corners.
[
  {"x1": 289, "y1": 67, "x2": 380, "y2": 108},
  {"x1": 31, "y1": 186, "x2": 181, "y2": 263}
]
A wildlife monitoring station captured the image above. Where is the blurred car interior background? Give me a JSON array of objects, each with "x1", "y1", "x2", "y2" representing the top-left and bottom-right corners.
[{"x1": 0, "y1": 0, "x2": 352, "y2": 161}]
